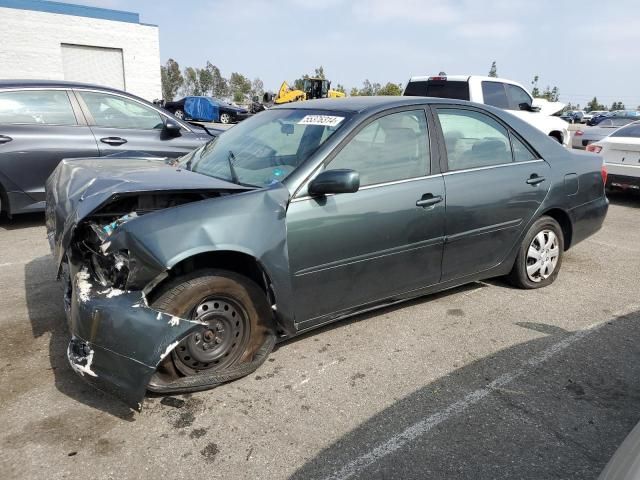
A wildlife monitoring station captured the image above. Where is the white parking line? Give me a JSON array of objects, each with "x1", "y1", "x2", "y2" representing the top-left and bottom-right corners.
[{"x1": 322, "y1": 306, "x2": 638, "y2": 480}]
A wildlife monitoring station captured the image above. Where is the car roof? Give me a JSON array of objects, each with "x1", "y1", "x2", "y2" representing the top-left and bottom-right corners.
[
  {"x1": 271, "y1": 96, "x2": 472, "y2": 114},
  {"x1": 407, "y1": 75, "x2": 524, "y2": 87},
  {"x1": 0, "y1": 79, "x2": 128, "y2": 91}
]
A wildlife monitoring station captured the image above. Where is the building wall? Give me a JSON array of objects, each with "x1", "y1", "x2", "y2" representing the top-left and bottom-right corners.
[{"x1": 0, "y1": 6, "x2": 161, "y2": 101}]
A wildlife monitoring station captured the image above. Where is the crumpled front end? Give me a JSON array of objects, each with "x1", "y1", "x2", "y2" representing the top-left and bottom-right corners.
[{"x1": 63, "y1": 258, "x2": 206, "y2": 410}]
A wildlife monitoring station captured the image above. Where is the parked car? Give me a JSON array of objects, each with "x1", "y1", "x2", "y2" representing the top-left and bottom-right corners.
[
  {"x1": 0, "y1": 80, "x2": 216, "y2": 216},
  {"x1": 46, "y1": 96, "x2": 608, "y2": 409},
  {"x1": 587, "y1": 120, "x2": 640, "y2": 191},
  {"x1": 163, "y1": 96, "x2": 250, "y2": 124},
  {"x1": 560, "y1": 111, "x2": 576, "y2": 123},
  {"x1": 572, "y1": 117, "x2": 638, "y2": 149},
  {"x1": 404, "y1": 75, "x2": 571, "y2": 147},
  {"x1": 588, "y1": 111, "x2": 640, "y2": 127}
]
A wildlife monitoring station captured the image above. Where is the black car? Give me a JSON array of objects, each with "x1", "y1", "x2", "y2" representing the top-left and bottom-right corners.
[
  {"x1": 46, "y1": 97, "x2": 608, "y2": 409},
  {"x1": 0, "y1": 80, "x2": 215, "y2": 216},
  {"x1": 163, "y1": 96, "x2": 250, "y2": 124}
]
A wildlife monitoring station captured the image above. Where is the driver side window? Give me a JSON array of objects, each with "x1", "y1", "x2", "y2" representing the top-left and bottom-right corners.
[{"x1": 328, "y1": 110, "x2": 430, "y2": 187}]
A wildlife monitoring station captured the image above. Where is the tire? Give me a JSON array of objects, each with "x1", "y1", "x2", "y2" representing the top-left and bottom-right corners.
[
  {"x1": 506, "y1": 216, "x2": 564, "y2": 289},
  {"x1": 151, "y1": 269, "x2": 273, "y2": 378},
  {"x1": 550, "y1": 133, "x2": 563, "y2": 144},
  {"x1": 174, "y1": 109, "x2": 184, "y2": 119},
  {"x1": 219, "y1": 112, "x2": 231, "y2": 124}
]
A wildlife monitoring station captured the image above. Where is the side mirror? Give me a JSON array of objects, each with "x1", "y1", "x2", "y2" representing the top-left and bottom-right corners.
[
  {"x1": 308, "y1": 169, "x2": 360, "y2": 196},
  {"x1": 519, "y1": 102, "x2": 540, "y2": 112},
  {"x1": 163, "y1": 118, "x2": 182, "y2": 137}
]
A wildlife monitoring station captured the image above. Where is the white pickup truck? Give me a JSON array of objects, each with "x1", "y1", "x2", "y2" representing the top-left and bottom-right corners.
[{"x1": 404, "y1": 75, "x2": 570, "y2": 148}]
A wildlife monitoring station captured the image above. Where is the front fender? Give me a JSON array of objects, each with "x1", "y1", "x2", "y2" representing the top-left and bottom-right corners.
[{"x1": 106, "y1": 184, "x2": 296, "y2": 330}]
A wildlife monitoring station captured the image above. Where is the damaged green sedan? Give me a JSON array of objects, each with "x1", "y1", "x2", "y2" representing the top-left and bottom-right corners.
[{"x1": 46, "y1": 97, "x2": 608, "y2": 409}]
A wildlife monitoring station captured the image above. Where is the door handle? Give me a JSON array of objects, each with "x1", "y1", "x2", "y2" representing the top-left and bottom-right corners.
[
  {"x1": 416, "y1": 194, "x2": 443, "y2": 208},
  {"x1": 526, "y1": 174, "x2": 546, "y2": 185},
  {"x1": 0, "y1": 135, "x2": 12, "y2": 144},
  {"x1": 100, "y1": 136, "x2": 128, "y2": 146}
]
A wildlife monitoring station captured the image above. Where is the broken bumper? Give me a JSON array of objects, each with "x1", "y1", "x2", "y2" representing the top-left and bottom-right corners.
[{"x1": 65, "y1": 265, "x2": 205, "y2": 410}]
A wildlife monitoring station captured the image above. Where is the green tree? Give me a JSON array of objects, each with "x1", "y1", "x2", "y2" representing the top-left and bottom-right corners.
[
  {"x1": 250, "y1": 78, "x2": 264, "y2": 101},
  {"x1": 377, "y1": 82, "x2": 403, "y2": 96},
  {"x1": 334, "y1": 83, "x2": 346, "y2": 94},
  {"x1": 160, "y1": 58, "x2": 183, "y2": 101},
  {"x1": 229, "y1": 72, "x2": 251, "y2": 103},
  {"x1": 314, "y1": 66, "x2": 326, "y2": 79},
  {"x1": 182, "y1": 67, "x2": 202, "y2": 96},
  {"x1": 540, "y1": 86, "x2": 560, "y2": 102},
  {"x1": 586, "y1": 97, "x2": 606, "y2": 112},
  {"x1": 349, "y1": 87, "x2": 359, "y2": 97},
  {"x1": 531, "y1": 75, "x2": 540, "y2": 98},
  {"x1": 488, "y1": 61, "x2": 498, "y2": 78},
  {"x1": 205, "y1": 62, "x2": 228, "y2": 98},
  {"x1": 357, "y1": 79, "x2": 381, "y2": 96},
  {"x1": 610, "y1": 101, "x2": 625, "y2": 111}
]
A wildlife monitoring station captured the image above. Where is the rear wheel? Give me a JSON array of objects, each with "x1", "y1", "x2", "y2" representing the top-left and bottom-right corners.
[
  {"x1": 174, "y1": 109, "x2": 185, "y2": 119},
  {"x1": 151, "y1": 269, "x2": 273, "y2": 381},
  {"x1": 219, "y1": 112, "x2": 232, "y2": 124},
  {"x1": 507, "y1": 216, "x2": 564, "y2": 289}
]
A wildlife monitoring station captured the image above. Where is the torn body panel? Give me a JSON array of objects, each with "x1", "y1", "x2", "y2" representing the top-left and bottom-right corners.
[
  {"x1": 65, "y1": 259, "x2": 205, "y2": 409},
  {"x1": 46, "y1": 158, "x2": 294, "y2": 408}
]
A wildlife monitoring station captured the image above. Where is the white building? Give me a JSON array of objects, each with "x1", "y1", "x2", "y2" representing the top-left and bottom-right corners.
[{"x1": 0, "y1": 0, "x2": 161, "y2": 101}]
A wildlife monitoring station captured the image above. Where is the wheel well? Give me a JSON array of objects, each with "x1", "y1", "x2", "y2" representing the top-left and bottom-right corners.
[
  {"x1": 0, "y1": 181, "x2": 8, "y2": 215},
  {"x1": 549, "y1": 131, "x2": 563, "y2": 144},
  {"x1": 164, "y1": 250, "x2": 274, "y2": 301},
  {"x1": 542, "y1": 208, "x2": 572, "y2": 250}
]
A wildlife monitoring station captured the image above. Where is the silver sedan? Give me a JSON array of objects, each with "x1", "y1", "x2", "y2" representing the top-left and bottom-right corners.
[{"x1": 572, "y1": 117, "x2": 638, "y2": 149}]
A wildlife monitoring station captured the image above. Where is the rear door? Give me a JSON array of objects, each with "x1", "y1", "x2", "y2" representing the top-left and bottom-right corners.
[
  {"x1": 0, "y1": 88, "x2": 98, "y2": 211},
  {"x1": 433, "y1": 105, "x2": 551, "y2": 281},
  {"x1": 75, "y1": 89, "x2": 204, "y2": 159}
]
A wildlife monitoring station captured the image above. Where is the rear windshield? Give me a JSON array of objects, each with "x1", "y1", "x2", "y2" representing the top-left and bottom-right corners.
[
  {"x1": 610, "y1": 123, "x2": 640, "y2": 138},
  {"x1": 404, "y1": 80, "x2": 470, "y2": 100}
]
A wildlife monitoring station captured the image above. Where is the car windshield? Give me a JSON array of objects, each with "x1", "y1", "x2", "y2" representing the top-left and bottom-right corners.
[{"x1": 181, "y1": 109, "x2": 349, "y2": 187}]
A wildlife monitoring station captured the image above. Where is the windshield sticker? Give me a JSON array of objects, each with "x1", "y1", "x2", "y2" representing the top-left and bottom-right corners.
[{"x1": 298, "y1": 115, "x2": 345, "y2": 127}]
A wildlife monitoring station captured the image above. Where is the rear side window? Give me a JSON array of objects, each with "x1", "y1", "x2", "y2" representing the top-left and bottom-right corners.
[
  {"x1": 437, "y1": 108, "x2": 512, "y2": 170},
  {"x1": 481, "y1": 82, "x2": 509, "y2": 109},
  {"x1": 610, "y1": 123, "x2": 640, "y2": 138},
  {"x1": 0, "y1": 90, "x2": 77, "y2": 125},
  {"x1": 329, "y1": 110, "x2": 430, "y2": 186},
  {"x1": 510, "y1": 134, "x2": 537, "y2": 162},
  {"x1": 79, "y1": 91, "x2": 164, "y2": 130},
  {"x1": 505, "y1": 84, "x2": 532, "y2": 110}
]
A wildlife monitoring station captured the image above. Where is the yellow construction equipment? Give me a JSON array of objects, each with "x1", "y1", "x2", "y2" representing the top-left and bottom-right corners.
[{"x1": 267, "y1": 78, "x2": 345, "y2": 104}]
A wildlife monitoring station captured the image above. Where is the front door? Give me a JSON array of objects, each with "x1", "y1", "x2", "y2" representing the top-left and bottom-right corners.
[
  {"x1": 286, "y1": 109, "x2": 445, "y2": 327},
  {"x1": 75, "y1": 90, "x2": 202, "y2": 159},
  {"x1": 434, "y1": 106, "x2": 551, "y2": 281}
]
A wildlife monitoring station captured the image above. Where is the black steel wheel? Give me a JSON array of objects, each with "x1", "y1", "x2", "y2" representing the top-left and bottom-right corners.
[
  {"x1": 172, "y1": 296, "x2": 251, "y2": 375},
  {"x1": 150, "y1": 269, "x2": 273, "y2": 381}
]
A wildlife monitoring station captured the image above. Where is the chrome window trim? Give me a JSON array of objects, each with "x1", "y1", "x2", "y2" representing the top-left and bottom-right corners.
[
  {"x1": 290, "y1": 173, "x2": 443, "y2": 203},
  {"x1": 0, "y1": 88, "x2": 80, "y2": 127},
  {"x1": 442, "y1": 158, "x2": 544, "y2": 175}
]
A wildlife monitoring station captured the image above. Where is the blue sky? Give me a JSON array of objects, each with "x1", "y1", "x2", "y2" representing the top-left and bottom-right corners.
[{"x1": 74, "y1": 0, "x2": 639, "y2": 108}]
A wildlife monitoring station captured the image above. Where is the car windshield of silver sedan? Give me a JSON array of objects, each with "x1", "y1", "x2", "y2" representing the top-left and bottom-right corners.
[{"x1": 183, "y1": 109, "x2": 349, "y2": 187}]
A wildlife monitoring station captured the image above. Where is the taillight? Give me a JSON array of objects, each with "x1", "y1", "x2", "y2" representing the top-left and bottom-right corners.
[
  {"x1": 575, "y1": 130, "x2": 584, "y2": 136},
  {"x1": 601, "y1": 164, "x2": 608, "y2": 185},
  {"x1": 587, "y1": 144, "x2": 602, "y2": 153}
]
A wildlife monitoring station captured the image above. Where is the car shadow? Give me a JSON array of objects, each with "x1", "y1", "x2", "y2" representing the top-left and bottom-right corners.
[
  {"x1": 289, "y1": 309, "x2": 640, "y2": 480},
  {"x1": 607, "y1": 190, "x2": 640, "y2": 208},
  {"x1": 24, "y1": 255, "x2": 135, "y2": 420},
  {"x1": 0, "y1": 212, "x2": 45, "y2": 230}
]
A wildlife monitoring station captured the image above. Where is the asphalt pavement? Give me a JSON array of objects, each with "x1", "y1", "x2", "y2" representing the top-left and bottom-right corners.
[{"x1": 1, "y1": 193, "x2": 639, "y2": 480}]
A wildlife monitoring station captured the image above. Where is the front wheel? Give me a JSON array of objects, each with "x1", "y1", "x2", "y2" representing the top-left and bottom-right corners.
[
  {"x1": 150, "y1": 269, "x2": 273, "y2": 382},
  {"x1": 219, "y1": 112, "x2": 232, "y2": 124},
  {"x1": 174, "y1": 109, "x2": 185, "y2": 119},
  {"x1": 507, "y1": 216, "x2": 564, "y2": 289}
]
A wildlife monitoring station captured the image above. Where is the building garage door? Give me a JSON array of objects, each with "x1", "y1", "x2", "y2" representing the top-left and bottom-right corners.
[{"x1": 61, "y1": 44, "x2": 125, "y2": 90}]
